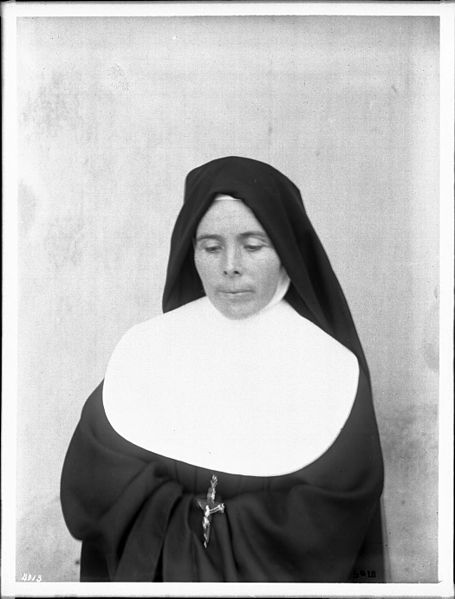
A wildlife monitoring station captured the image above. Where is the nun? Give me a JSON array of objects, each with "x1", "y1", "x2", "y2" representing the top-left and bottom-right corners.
[{"x1": 60, "y1": 156, "x2": 384, "y2": 582}]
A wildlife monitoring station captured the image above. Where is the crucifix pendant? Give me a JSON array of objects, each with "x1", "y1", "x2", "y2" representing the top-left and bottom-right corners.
[{"x1": 196, "y1": 474, "x2": 225, "y2": 548}]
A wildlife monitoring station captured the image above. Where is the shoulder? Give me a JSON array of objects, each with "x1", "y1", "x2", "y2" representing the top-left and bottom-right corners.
[
  {"x1": 109, "y1": 297, "x2": 207, "y2": 358},
  {"x1": 103, "y1": 298, "x2": 208, "y2": 412},
  {"x1": 280, "y1": 301, "x2": 359, "y2": 374}
]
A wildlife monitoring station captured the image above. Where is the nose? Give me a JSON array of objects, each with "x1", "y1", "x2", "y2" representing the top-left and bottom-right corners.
[{"x1": 222, "y1": 246, "x2": 242, "y2": 277}]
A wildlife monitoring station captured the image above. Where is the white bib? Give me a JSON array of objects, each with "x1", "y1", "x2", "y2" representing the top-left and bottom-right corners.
[{"x1": 103, "y1": 297, "x2": 359, "y2": 476}]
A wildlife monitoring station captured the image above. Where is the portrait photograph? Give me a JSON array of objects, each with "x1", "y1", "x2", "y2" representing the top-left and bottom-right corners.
[{"x1": 2, "y1": 1, "x2": 453, "y2": 598}]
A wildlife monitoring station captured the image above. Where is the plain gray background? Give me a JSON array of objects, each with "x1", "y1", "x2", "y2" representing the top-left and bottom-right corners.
[{"x1": 16, "y1": 16, "x2": 439, "y2": 582}]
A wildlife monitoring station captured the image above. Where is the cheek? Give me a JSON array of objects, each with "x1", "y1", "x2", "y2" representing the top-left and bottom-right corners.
[
  {"x1": 194, "y1": 253, "x2": 216, "y2": 287},
  {"x1": 254, "y1": 256, "x2": 282, "y2": 291}
]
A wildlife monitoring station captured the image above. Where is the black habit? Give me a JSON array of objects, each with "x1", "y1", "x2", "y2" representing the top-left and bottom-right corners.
[{"x1": 61, "y1": 156, "x2": 384, "y2": 582}]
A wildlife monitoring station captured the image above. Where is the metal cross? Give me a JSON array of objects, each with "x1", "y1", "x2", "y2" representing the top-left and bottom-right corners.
[{"x1": 196, "y1": 474, "x2": 225, "y2": 548}]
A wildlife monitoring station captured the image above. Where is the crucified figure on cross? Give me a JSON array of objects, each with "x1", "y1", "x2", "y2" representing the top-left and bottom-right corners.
[{"x1": 196, "y1": 474, "x2": 225, "y2": 548}]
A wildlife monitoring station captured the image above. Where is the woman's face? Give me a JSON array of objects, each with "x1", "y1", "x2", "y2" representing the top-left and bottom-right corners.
[{"x1": 194, "y1": 197, "x2": 282, "y2": 319}]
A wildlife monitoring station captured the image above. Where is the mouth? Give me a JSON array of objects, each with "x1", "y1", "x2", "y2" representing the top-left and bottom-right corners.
[{"x1": 219, "y1": 289, "x2": 253, "y2": 297}]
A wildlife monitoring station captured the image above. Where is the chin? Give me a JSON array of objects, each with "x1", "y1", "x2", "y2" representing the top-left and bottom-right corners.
[
  {"x1": 222, "y1": 309, "x2": 255, "y2": 320},
  {"x1": 216, "y1": 302, "x2": 261, "y2": 320}
]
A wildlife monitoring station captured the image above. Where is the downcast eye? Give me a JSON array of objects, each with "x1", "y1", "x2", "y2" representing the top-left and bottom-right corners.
[{"x1": 204, "y1": 245, "x2": 222, "y2": 254}]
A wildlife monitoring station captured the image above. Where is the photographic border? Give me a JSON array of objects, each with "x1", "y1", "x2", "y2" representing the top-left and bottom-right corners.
[{"x1": 2, "y1": 1, "x2": 453, "y2": 597}]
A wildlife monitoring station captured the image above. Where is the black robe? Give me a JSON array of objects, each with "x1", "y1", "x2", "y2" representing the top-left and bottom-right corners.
[
  {"x1": 60, "y1": 156, "x2": 385, "y2": 582},
  {"x1": 61, "y1": 374, "x2": 383, "y2": 582}
]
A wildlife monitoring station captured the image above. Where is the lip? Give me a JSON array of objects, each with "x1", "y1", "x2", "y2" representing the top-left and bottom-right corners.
[{"x1": 219, "y1": 289, "x2": 253, "y2": 296}]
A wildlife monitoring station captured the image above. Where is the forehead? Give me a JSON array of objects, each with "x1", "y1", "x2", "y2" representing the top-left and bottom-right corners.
[{"x1": 196, "y1": 199, "x2": 265, "y2": 235}]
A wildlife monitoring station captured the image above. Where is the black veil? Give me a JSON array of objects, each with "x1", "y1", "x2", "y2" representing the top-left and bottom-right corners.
[{"x1": 163, "y1": 156, "x2": 370, "y2": 378}]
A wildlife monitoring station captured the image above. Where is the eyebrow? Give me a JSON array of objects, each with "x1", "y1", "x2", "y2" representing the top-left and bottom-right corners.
[{"x1": 195, "y1": 231, "x2": 270, "y2": 243}]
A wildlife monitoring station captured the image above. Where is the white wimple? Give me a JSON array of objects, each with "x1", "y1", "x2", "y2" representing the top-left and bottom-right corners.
[{"x1": 103, "y1": 293, "x2": 359, "y2": 476}]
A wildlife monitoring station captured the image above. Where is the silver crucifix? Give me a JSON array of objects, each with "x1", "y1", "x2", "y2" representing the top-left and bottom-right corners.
[{"x1": 196, "y1": 474, "x2": 225, "y2": 548}]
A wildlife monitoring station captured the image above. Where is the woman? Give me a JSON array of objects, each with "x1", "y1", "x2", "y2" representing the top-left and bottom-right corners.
[{"x1": 61, "y1": 156, "x2": 384, "y2": 582}]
